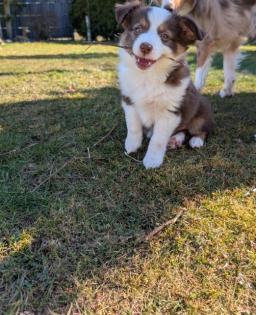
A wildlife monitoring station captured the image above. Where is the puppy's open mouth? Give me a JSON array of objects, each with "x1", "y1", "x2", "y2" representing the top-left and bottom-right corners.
[{"x1": 135, "y1": 55, "x2": 156, "y2": 70}]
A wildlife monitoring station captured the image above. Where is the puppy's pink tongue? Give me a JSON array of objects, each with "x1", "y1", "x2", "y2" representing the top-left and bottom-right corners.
[{"x1": 136, "y1": 56, "x2": 156, "y2": 70}]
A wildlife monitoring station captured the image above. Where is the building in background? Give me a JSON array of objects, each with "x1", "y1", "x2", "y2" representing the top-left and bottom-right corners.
[{"x1": 0, "y1": 0, "x2": 73, "y2": 41}]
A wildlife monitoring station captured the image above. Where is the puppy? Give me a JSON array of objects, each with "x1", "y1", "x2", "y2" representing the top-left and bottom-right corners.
[
  {"x1": 115, "y1": 1, "x2": 214, "y2": 169},
  {"x1": 160, "y1": 0, "x2": 256, "y2": 97}
]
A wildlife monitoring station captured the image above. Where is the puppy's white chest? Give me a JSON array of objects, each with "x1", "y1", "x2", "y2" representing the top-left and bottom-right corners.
[{"x1": 119, "y1": 64, "x2": 189, "y2": 126}]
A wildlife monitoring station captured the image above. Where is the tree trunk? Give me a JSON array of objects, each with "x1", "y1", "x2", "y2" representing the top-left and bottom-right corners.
[
  {"x1": 3, "y1": 0, "x2": 12, "y2": 39},
  {"x1": 0, "y1": 21, "x2": 3, "y2": 41}
]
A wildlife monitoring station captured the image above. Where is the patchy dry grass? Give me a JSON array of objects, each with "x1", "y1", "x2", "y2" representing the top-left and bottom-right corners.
[{"x1": 0, "y1": 42, "x2": 256, "y2": 314}]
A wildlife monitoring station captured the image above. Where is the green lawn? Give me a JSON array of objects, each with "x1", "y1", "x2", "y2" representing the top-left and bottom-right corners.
[{"x1": 0, "y1": 42, "x2": 256, "y2": 314}]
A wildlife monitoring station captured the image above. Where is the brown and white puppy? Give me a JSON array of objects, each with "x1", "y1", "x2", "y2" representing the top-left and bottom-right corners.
[
  {"x1": 116, "y1": 1, "x2": 214, "y2": 169},
  {"x1": 160, "y1": 0, "x2": 256, "y2": 97}
]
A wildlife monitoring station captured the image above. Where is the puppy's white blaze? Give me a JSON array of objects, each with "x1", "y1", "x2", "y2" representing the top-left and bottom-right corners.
[
  {"x1": 133, "y1": 7, "x2": 171, "y2": 60},
  {"x1": 189, "y1": 136, "x2": 204, "y2": 148}
]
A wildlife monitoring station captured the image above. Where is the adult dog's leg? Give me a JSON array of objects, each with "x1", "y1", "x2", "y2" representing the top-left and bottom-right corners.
[
  {"x1": 194, "y1": 38, "x2": 214, "y2": 92},
  {"x1": 219, "y1": 47, "x2": 239, "y2": 98}
]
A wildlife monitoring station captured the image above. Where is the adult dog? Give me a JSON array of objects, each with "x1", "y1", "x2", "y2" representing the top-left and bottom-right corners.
[{"x1": 160, "y1": 0, "x2": 256, "y2": 97}]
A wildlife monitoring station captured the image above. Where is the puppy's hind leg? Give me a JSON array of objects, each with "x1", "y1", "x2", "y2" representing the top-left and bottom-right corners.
[
  {"x1": 169, "y1": 131, "x2": 186, "y2": 149},
  {"x1": 219, "y1": 45, "x2": 240, "y2": 98},
  {"x1": 188, "y1": 116, "x2": 213, "y2": 149}
]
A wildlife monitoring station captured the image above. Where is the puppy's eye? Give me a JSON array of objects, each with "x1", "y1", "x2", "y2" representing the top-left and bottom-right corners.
[
  {"x1": 160, "y1": 33, "x2": 170, "y2": 42},
  {"x1": 133, "y1": 25, "x2": 143, "y2": 35}
]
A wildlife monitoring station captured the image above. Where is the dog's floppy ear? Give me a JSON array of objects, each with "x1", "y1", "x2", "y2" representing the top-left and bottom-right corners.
[
  {"x1": 115, "y1": 1, "x2": 143, "y2": 28},
  {"x1": 178, "y1": 16, "x2": 204, "y2": 44}
]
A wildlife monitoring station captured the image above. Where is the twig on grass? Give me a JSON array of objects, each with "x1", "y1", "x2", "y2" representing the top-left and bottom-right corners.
[
  {"x1": 92, "y1": 123, "x2": 118, "y2": 148},
  {"x1": 87, "y1": 147, "x2": 96, "y2": 179},
  {"x1": 0, "y1": 142, "x2": 39, "y2": 157},
  {"x1": 143, "y1": 208, "x2": 186, "y2": 241},
  {"x1": 124, "y1": 151, "x2": 142, "y2": 164},
  {"x1": 31, "y1": 157, "x2": 76, "y2": 192}
]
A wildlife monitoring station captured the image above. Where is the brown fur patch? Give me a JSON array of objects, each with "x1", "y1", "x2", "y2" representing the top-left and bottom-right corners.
[
  {"x1": 174, "y1": 82, "x2": 214, "y2": 137},
  {"x1": 165, "y1": 64, "x2": 190, "y2": 86},
  {"x1": 122, "y1": 95, "x2": 133, "y2": 105},
  {"x1": 159, "y1": 14, "x2": 204, "y2": 50}
]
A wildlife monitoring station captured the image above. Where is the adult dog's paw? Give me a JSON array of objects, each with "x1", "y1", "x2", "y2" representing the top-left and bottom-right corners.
[{"x1": 219, "y1": 88, "x2": 234, "y2": 98}]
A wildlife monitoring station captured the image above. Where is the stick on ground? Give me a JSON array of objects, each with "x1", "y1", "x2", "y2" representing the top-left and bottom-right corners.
[
  {"x1": 144, "y1": 208, "x2": 186, "y2": 241},
  {"x1": 31, "y1": 157, "x2": 76, "y2": 192},
  {"x1": 92, "y1": 123, "x2": 118, "y2": 148}
]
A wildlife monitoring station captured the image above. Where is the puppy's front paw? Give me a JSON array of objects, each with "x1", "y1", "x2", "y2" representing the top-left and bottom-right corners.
[
  {"x1": 125, "y1": 135, "x2": 142, "y2": 154},
  {"x1": 143, "y1": 152, "x2": 164, "y2": 169}
]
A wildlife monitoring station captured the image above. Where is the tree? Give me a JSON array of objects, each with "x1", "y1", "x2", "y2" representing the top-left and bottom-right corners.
[
  {"x1": 3, "y1": 0, "x2": 12, "y2": 39},
  {"x1": 70, "y1": 0, "x2": 160, "y2": 41},
  {"x1": 70, "y1": 0, "x2": 125, "y2": 40},
  {"x1": 2, "y1": 0, "x2": 26, "y2": 40}
]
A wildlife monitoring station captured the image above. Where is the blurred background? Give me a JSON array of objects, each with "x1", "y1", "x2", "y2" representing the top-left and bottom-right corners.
[
  {"x1": 0, "y1": 0, "x2": 127, "y2": 42},
  {"x1": 1, "y1": 0, "x2": 255, "y2": 43}
]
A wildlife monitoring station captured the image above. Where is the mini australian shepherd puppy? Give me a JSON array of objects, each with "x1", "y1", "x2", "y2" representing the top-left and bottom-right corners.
[{"x1": 115, "y1": 1, "x2": 214, "y2": 169}]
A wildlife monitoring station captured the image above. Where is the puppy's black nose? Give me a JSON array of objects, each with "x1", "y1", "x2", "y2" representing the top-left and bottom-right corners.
[{"x1": 140, "y1": 42, "x2": 153, "y2": 55}]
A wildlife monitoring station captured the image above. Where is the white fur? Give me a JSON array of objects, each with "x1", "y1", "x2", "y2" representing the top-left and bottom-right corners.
[
  {"x1": 194, "y1": 56, "x2": 212, "y2": 91},
  {"x1": 119, "y1": 7, "x2": 190, "y2": 169},
  {"x1": 122, "y1": 102, "x2": 143, "y2": 153},
  {"x1": 219, "y1": 49, "x2": 238, "y2": 98},
  {"x1": 189, "y1": 136, "x2": 204, "y2": 148}
]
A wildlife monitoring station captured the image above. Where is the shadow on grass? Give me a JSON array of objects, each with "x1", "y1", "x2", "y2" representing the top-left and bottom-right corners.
[
  {"x1": 0, "y1": 69, "x2": 91, "y2": 77},
  {"x1": 0, "y1": 52, "x2": 117, "y2": 61},
  {"x1": 0, "y1": 87, "x2": 256, "y2": 313}
]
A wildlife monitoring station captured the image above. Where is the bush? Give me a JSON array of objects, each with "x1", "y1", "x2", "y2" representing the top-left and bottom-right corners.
[{"x1": 70, "y1": 0, "x2": 125, "y2": 40}]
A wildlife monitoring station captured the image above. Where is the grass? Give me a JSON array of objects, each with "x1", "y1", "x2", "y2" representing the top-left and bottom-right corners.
[{"x1": 0, "y1": 42, "x2": 255, "y2": 314}]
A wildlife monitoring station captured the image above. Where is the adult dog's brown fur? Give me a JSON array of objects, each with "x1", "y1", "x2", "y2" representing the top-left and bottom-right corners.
[{"x1": 158, "y1": 0, "x2": 256, "y2": 97}]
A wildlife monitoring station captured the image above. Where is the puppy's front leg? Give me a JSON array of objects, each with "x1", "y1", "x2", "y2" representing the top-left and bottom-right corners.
[
  {"x1": 143, "y1": 115, "x2": 181, "y2": 169},
  {"x1": 123, "y1": 102, "x2": 143, "y2": 154}
]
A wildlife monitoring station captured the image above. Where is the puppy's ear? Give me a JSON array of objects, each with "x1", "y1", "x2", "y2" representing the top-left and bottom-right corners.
[
  {"x1": 178, "y1": 16, "x2": 204, "y2": 44},
  {"x1": 115, "y1": 1, "x2": 143, "y2": 28}
]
